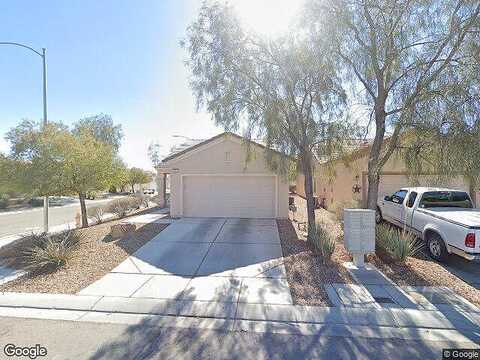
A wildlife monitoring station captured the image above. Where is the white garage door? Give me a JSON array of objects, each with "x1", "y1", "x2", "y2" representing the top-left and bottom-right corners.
[
  {"x1": 378, "y1": 174, "x2": 470, "y2": 200},
  {"x1": 182, "y1": 175, "x2": 276, "y2": 218}
]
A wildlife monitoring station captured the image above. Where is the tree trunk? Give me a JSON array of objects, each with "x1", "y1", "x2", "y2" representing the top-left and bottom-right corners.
[
  {"x1": 301, "y1": 152, "x2": 316, "y2": 243},
  {"x1": 131, "y1": 184, "x2": 135, "y2": 193},
  {"x1": 79, "y1": 192, "x2": 88, "y2": 228},
  {"x1": 366, "y1": 99, "x2": 387, "y2": 210}
]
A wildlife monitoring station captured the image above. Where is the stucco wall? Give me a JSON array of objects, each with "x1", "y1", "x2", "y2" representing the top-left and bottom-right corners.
[
  {"x1": 165, "y1": 135, "x2": 289, "y2": 218},
  {"x1": 296, "y1": 151, "x2": 470, "y2": 209}
]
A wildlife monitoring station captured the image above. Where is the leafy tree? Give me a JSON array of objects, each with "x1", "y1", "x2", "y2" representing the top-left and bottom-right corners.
[
  {"x1": 148, "y1": 142, "x2": 163, "y2": 168},
  {"x1": 56, "y1": 131, "x2": 116, "y2": 227},
  {"x1": 72, "y1": 114, "x2": 123, "y2": 152},
  {"x1": 183, "y1": 2, "x2": 358, "y2": 241},
  {"x1": 127, "y1": 167, "x2": 153, "y2": 193},
  {"x1": 5, "y1": 119, "x2": 117, "y2": 227},
  {"x1": 309, "y1": 0, "x2": 480, "y2": 209},
  {"x1": 110, "y1": 159, "x2": 130, "y2": 192},
  {"x1": 5, "y1": 120, "x2": 69, "y2": 196}
]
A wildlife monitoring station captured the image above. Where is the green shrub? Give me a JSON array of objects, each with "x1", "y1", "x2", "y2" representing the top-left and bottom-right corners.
[
  {"x1": 0, "y1": 194, "x2": 9, "y2": 209},
  {"x1": 310, "y1": 222, "x2": 336, "y2": 262},
  {"x1": 376, "y1": 223, "x2": 423, "y2": 262},
  {"x1": 87, "y1": 206, "x2": 105, "y2": 224},
  {"x1": 23, "y1": 230, "x2": 79, "y2": 272}
]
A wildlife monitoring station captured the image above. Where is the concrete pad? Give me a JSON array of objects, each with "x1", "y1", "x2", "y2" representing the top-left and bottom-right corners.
[
  {"x1": 297, "y1": 306, "x2": 398, "y2": 327},
  {"x1": 92, "y1": 296, "x2": 179, "y2": 315},
  {"x1": 176, "y1": 217, "x2": 226, "y2": 225},
  {"x1": 177, "y1": 300, "x2": 237, "y2": 319},
  {"x1": 110, "y1": 257, "x2": 141, "y2": 273},
  {"x1": 324, "y1": 284, "x2": 343, "y2": 307},
  {"x1": 236, "y1": 303, "x2": 301, "y2": 322},
  {"x1": 131, "y1": 275, "x2": 191, "y2": 299},
  {"x1": 239, "y1": 278, "x2": 293, "y2": 305},
  {"x1": 131, "y1": 242, "x2": 210, "y2": 275},
  {"x1": 343, "y1": 262, "x2": 392, "y2": 285},
  {"x1": 383, "y1": 285, "x2": 418, "y2": 309},
  {"x1": 390, "y1": 308, "x2": 480, "y2": 330},
  {"x1": 80, "y1": 312, "x2": 234, "y2": 331},
  {"x1": 196, "y1": 242, "x2": 283, "y2": 277},
  {"x1": 255, "y1": 263, "x2": 287, "y2": 278},
  {"x1": 0, "y1": 292, "x2": 101, "y2": 311},
  {"x1": 333, "y1": 284, "x2": 381, "y2": 308},
  {"x1": 122, "y1": 213, "x2": 169, "y2": 224},
  {"x1": 150, "y1": 220, "x2": 224, "y2": 243},
  {"x1": 226, "y1": 218, "x2": 277, "y2": 227},
  {"x1": 215, "y1": 224, "x2": 280, "y2": 244},
  {"x1": 181, "y1": 276, "x2": 241, "y2": 302},
  {"x1": 78, "y1": 273, "x2": 152, "y2": 297},
  {"x1": 0, "y1": 306, "x2": 87, "y2": 321}
]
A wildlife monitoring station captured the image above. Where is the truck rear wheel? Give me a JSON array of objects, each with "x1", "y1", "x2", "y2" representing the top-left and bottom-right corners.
[{"x1": 427, "y1": 233, "x2": 448, "y2": 262}]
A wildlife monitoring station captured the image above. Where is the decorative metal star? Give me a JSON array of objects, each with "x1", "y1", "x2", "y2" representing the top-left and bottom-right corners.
[{"x1": 352, "y1": 184, "x2": 361, "y2": 194}]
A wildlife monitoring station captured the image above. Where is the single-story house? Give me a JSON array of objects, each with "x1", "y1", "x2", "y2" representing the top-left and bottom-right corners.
[
  {"x1": 296, "y1": 143, "x2": 478, "y2": 208},
  {"x1": 156, "y1": 132, "x2": 289, "y2": 218}
]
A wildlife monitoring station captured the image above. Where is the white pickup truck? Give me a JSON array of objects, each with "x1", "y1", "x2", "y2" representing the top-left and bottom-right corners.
[{"x1": 377, "y1": 187, "x2": 480, "y2": 262}]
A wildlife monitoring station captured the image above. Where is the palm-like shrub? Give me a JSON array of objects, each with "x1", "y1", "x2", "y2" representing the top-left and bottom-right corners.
[
  {"x1": 376, "y1": 224, "x2": 423, "y2": 262},
  {"x1": 23, "y1": 230, "x2": 79, "y2": 272},
  {"x1": 310, "y1": 222, "x2": 336, "y2": 262}
]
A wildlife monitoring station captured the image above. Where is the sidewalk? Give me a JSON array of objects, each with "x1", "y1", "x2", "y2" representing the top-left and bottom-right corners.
[{"x1": 0, "y1": 291, "x2": 478, "y2": 344}]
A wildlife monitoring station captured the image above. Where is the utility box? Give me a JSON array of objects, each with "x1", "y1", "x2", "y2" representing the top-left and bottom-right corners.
[{"x1": 343, "y1": 209, "x2": 375, "y2": 267}]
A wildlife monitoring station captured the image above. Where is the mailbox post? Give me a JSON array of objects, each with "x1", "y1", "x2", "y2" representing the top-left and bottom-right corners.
[{"x1": 343, "y1": 209, "x2": 376, "y2": 267}]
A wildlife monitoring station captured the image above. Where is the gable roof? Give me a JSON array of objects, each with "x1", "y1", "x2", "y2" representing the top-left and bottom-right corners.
[{"x1": 161, "y1": 132, "x2": 291, "y2": 164}]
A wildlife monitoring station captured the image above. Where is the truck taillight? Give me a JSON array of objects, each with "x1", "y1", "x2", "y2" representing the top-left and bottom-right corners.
[{"x1": 465, "y1": 233, "x2": 476, "y2": 248}]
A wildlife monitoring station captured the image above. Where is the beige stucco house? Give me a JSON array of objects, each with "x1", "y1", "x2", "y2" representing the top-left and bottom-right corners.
[
  {"x1": 297, "y1": 144, "x2": 475, "y2": 209},
  {"x1": 157, "y1": 132, "x2": 289, "y2": 218}
]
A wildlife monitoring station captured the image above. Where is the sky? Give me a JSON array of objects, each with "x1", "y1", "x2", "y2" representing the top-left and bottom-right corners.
[{"x1": 0, "y1": 0, "x2": 224, "y2": 170}]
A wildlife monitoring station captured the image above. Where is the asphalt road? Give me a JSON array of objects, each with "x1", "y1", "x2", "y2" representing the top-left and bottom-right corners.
[
  {"x1": 0, "y1": 317, "x2": 474, "y2": 360},
  {"x1": 0, "y1": 197, "x2": 122, "y2": 238}
]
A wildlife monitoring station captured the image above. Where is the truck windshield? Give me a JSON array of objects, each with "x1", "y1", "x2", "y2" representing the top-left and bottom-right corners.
[{"x1": 419, "y1": 191, "x2": 473, "y2": 209}]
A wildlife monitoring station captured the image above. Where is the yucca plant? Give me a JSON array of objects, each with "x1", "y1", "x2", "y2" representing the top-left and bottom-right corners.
[
  {"x1": 87, "y1": 205, "x2": 105, "y2": 224},
  {"x1": 376, "y1": 224, "x2": 423, "y2": 262},
  {"x1": 310, "y1": 222, "x2": 336, "y2": 262},
  {"x1": 23, "y1": 230, "x2": 79, "y2": 272}
]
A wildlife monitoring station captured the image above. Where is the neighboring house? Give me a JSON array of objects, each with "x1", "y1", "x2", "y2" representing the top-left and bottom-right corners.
[
  {"x1": 297, "y1": 143, "x2": 474, "y2": 209},
  {"x1": 157, "y1": 132, "x2": 289, "y2": 218}
]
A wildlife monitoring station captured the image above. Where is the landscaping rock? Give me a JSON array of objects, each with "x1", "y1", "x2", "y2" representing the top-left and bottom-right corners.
[{"x1": 111, "y1": 223, "x2": 136, "y2": 239}]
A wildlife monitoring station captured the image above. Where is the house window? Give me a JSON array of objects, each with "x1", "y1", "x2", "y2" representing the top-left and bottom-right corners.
[{"x1": 225, "y1": 151, "x2": 231, "y2": 161}]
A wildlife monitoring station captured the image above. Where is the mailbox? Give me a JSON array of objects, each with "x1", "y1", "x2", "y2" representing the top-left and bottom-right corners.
[{"x1": 343, "y1": 209, "x2": 375, "y2": 267}]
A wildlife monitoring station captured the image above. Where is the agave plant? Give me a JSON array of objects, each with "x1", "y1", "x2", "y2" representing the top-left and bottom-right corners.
[
  {"x1": 376, "y1": 224, "x2": 423, "y2": 262},
  {"x1": 311, "y1": 222, "x2": 336, "y2": 262},
  {"x1": 23, "y1": 230, "x2": 79, "y2": 272}
]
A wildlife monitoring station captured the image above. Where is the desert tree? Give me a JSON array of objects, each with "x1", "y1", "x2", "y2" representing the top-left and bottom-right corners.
[
  {"x1": 127, "y1": 167, "x2": 153, "y2": 193},
  {"x1": 183, "y1": 1, "x2": 359, "y2": 241},
  {"x1": 308, "y1": 0, "x2": 480, "y2": 209},
  {"x1": 72, "y1": 113, "x2": 123, "y2": 152}
]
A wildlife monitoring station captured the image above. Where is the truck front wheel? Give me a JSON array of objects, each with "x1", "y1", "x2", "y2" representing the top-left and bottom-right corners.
[{"x1": 427, "y1": 233, "x2": 448, "y2": 262}]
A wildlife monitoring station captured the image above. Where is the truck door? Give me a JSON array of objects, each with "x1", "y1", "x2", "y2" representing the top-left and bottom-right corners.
[
  {"x1": 404, "y1": 191, "x2": 419, "y2": 234},
  {"x1": 390, "y1": 189, "x2": 408, "y2": 226}
]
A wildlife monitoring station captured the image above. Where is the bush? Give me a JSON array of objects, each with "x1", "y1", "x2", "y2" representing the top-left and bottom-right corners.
[
  {"x1": 107, "y1": 198, "x2": 134, "y2": 218},
  {"x1": 0, "y1": 194, "x2": 9, "y2": 209},
  {"x1": 310, "y1": 222, "x2": 336, "y2": 262},
  {"x1": 23, "y1": 230, "x2": 79, "y2": 272},
  {"x1": 150, "y1": 195, "x2": 165, "y2": 207},
  {"x1": 333, "y1": 200, "x2": 362, "y2": 221},
  {"x1": 87, "y1": 206, "x2": 105, "y2": 224},
  {"x1": 376, "y1": 223, "x2": 423, "y2": 262},
  {"x1": 131, "y1": 194, "x2": 149, "y2": 209}
]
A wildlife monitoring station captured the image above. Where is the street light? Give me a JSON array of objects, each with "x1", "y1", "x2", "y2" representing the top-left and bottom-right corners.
[{"x1": 0, "y1": 42, "x2": 49, "y2": 233}]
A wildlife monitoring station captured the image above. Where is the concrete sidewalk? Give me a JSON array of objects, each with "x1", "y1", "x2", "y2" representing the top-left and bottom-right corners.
[{"x1": 0, "y1": 292, "x2": 478, "y2": 344}]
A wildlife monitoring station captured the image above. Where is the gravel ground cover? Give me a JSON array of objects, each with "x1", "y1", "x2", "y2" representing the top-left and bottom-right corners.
[
  {"x1": 284, "y1": 194, "x2": 480, "y2": 307},
  {"x1": 277, "y1": 197, "x2": 355, "y2": 306},
  {"x1": 0, "y1": 208, "x2": 168, "y2": 294}
]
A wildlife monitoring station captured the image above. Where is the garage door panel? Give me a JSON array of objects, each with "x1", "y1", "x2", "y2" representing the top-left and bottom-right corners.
[
  {"x1": 183, "y1": 176, "x2": 276, "y2": 218},
  {"x1": 377, "y1": 174, "x2": 469, "y2": 200}
]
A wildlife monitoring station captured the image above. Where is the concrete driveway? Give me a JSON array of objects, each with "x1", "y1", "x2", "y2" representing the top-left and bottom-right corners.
[{"x1": 79, "y1": 218, "x2": 292, "y2": 310}]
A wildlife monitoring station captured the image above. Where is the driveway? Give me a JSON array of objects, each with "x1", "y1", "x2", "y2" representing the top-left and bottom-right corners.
[{"x1": 79, "y1": 218, "x2": 292, "y2": 310}]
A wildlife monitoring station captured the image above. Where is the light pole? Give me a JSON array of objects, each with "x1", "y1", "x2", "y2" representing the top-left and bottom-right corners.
[{"x1": 0, "y1": 42, "x2": 49, "y2": 233}]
